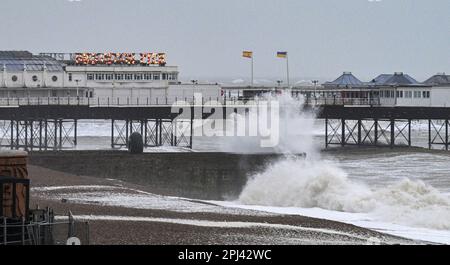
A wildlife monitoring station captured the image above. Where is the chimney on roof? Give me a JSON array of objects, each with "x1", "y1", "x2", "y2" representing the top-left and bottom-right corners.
[
  {"x1": 394, "y1": 72, "x2": 403, "y2": 76},
  {"x1": 343, "y1": 71, "x2": 352, "y2": 75}
]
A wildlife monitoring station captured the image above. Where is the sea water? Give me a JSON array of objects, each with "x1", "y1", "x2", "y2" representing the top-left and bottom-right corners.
[{"x1": 14, "y1": 94, "x2": 450, "y2": 244}]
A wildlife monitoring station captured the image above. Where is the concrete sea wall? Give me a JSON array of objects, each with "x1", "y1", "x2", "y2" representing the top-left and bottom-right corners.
[{"x1": 28, "y1": 151, "x2": 289, "y2": 200}]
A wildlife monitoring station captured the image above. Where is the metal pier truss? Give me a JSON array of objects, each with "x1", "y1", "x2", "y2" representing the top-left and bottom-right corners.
[
  {"x1": 111, "y1": 118, "x2": 193, "y2": 149},
  {"x1": 0, "y1": 119, "x2": 77, "y2": 151},
  {"x1": 325, "y1": 118, "x2": 411, "y2": 148},
  {"x1": 428, "y1": 120, "x2": 450, "y2": 150}
]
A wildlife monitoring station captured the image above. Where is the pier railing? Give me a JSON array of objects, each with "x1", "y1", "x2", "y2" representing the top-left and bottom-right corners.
[{"x1": 0, "y1": 96, "x2": 380, "y2": 107}]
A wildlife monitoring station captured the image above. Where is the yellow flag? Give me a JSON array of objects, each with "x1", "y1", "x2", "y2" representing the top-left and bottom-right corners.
[
  {"x1": 277, "y1": 51, "x2": 287, "y2": 58},
  {"x1": 242, "y1": 51, "x2": 253, "y2": 58}
]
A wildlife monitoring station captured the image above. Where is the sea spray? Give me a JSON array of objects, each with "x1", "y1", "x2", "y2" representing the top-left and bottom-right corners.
[
  {"x1": 239, "y1": 157, "x2": 376, "y2": 213},
  {"x1": 234, "y1": 93, "x2": 450, "y2": 230},
  {"x1": 238, "y1": 156, "x2": 450, "y2": 229},
  {"x1": 217, "y1": 92, "x2": 318, "y2": 155}
]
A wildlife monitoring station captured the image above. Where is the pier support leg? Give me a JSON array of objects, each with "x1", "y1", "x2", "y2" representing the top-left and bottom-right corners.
[
  {"x1": 341, "y1": 119, "x2": 345, "y2": 147},
  {"x1": 125, "y1": 120, "x2": 129, "y2": 148},
  {"x1": 44, "y1": 120, "x2": 48, "y2": 151},
  {"x1": 325, "y1": 118, "x2": 328, "y2": 148},
  {"x1": 144, "y1": 120, "x2": 148, "y2": 146},
  {"x1": 374, "y1": 119, "x2": 378, "y2": 146},
  {"x1": 155, "y1": 120, "x2": 159, "y2": 146},
  {"x1": 59, "y1": 119, "x2": 63, "y2": 150},
  {"x1": 173, "y1": 120, "x2": 177, "y2": 146},
  {"x1": 223, "y1": 105, "x2": 227, "y2": 135},
  {"x1": 357, "y1": 119, "x2": 362, "y2": 145},
  {"x1": 171, "y1": 119, "x2": 174, "y2": 146},
  {"x1": 29, "y1": 121, "x2": 32, "y2": 151},
  {"x1": 111, "y1": 120, "x2": 114, "y2": 148},
  {"x1": 39, "y1": 120, "x2": 43, "y2": 151},
  {"x1": 446, "y1": 119, "x2": 449, "y2": 151},
  {"x1": 428, "y1": 119, "x2": 431, "y2": 150},
  {"x1": 24, "y1": 121, "x2": 28, "y2": 151},
  {"x1": 53, "y1": 119, "x2": 57, "y2": 151},
  {"x1": 390, "y1": 119, "x2": 395, "y2": 148},
  {"x1": 190, "y1": 106, "x2": 194, "y2": 149},
  {"x1": 159, "y1": 119, "x2": 163, "y2": 146},
  {"x1": 10, "y1": 120, "x2": 14, "y2": 150},
  {"x1": 408, "y1": 119, "x2": 411, "y2": 147},
  {"x1": 74, "y1": 119, "x2": 78, "y2": 147}
]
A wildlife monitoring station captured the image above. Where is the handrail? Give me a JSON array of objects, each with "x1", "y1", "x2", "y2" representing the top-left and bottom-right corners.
[{"x1": 0, "y1": 96, "x2": 382, "y2": 107}]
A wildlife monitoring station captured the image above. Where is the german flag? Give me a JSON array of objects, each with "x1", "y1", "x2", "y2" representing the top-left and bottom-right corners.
[
  {"x1": 242, "y1": 51, "x2": 253, "y2": 58},
  {"x1": 277, "y1": 51, "x2": 287, "y2": 58}
]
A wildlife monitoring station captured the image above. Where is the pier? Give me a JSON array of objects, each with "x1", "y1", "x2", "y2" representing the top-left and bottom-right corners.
[
  {"x1": 321, "y1": 105, "x2": 450, "y2": 150},
  {"x1": 1, "y1": 96, "x2": 450, "y2": 151}
]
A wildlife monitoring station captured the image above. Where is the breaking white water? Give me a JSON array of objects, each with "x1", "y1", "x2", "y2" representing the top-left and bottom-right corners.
[
  {"x1": 23, "y1": 93, "x2": 450, "y2": 244},
  {"x1": 223, "y1": 93, "x2": 450, "y2": 244}
]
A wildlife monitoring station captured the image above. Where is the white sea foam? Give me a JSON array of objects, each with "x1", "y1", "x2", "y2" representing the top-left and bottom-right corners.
[
  {"x1": 234, "y1": 93, "x2": 450, "y2": 238},
  {"x1": 216, "y1": 93, "x2": 318, "y2": 155},
  {"x1": 238, "y1": 156, "x2": 450, "y2": 230}
]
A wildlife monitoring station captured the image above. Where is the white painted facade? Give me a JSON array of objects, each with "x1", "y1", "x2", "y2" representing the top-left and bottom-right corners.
[
  {"x1": 429, "y1": 86, "x2": 450, "y2": 107},
  {"x1": 378, "y1": 86, "x2": 433, "y2": 107},
  {"x1": 0, "y1": 54, "x2": 221, "y2": 104}
]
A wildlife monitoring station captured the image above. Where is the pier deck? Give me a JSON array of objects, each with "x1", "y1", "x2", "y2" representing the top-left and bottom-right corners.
[{"x1": 1, "y1": 101, "x2": 450, "y2": 151}]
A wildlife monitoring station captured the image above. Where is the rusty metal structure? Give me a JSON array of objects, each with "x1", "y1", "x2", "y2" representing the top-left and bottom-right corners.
[{"x1": 0, "y1": 150, "x2": 89, "y2": 245}]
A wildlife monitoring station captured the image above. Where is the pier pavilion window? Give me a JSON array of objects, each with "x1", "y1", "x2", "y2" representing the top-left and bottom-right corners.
[
  {"x1": 87, "y1": 73, "x2": 94, "y2": 80},
  {"x1": 115, "y1": 73, "x2": 123, "y2": 80},
  {"x1": 95, "y1": 73, "x2": 105, "y2": 80},
  {"x1": 381, "y1": 90, "x2": 394, "y2": 98},
  {"x1": 68, "y1": 73, "x2": 73, "y2": 82},
  {"x1": 32, "y1": 75, "x2": 38, "y2": 82},
  {"x1": 162, "y1": 73, "x2": 168, "y2": 80},
  {"x1": 414, "y1": 91, "x2": 421, "y2": 98},
  {"x1": 423, "y1": 91, "x2": 430, "y2": 98},
  {"x1": 143, "y1": 73, "x2": 152, "y2": 80},
  {"x1": 12, "y1": 75, "x2": 18, "y2": 82},
  {"x1": 125, "y1": 73, "x2": 133, "y2": 80},
  {"x1": 52, "y1": 76, "x2": 58, "y2": 82},
  {"x1": 396, "y1": 90, "x2": 403, "y2": 98},
  {"x1": 134, "y1": 73, "x2": 143, "y2": 80},
  {"x1": 168, "y1": 73, "x2": 177, "y2": 80},
  {"x1": 105, "y1": 74, "x2": 113, "y2": 80},
  {"x1": 405, "y1": 91, "x2": 412, "y2": 98},
  {"x1": 153, "y1": 73, "x2": 160, "y2": 80}
]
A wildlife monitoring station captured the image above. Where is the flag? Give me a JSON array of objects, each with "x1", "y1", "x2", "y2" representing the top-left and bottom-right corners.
[
  {"x1": 277, "y1": 51, "x2": 287, "y2": 58},
  {"x1": 242, "y1": 51, "x2": 253, "y2": 58}
]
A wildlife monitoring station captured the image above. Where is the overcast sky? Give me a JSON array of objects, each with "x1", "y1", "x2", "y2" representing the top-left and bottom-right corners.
[{"x1": 0, "y1": 0, "x2": 448, "y2": 82}]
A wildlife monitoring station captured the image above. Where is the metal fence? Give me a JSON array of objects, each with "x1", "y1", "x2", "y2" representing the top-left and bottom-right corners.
[{"x1": 0, "y1": 212, "x2": 89, "y2": 245}]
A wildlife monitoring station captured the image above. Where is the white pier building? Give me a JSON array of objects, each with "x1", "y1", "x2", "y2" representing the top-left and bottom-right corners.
[{"x1": 0, "y1": 51, "x2": 221, "y2": 105}]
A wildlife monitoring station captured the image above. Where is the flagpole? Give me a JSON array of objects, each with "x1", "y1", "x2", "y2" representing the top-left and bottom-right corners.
[
  {"x1": 251, "y1": 56, "x2": 254, "y2": 86},
  {"x1": 286, "y1": 54, "x2": 290, "y2": 88}
]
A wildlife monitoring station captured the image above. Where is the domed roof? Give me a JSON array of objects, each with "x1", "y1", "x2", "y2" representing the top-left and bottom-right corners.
[{"x1": 324, "y1": 72, "x2": 363, "y2": 87}]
